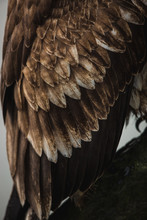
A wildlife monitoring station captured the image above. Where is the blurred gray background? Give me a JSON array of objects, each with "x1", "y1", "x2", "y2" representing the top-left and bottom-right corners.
[
  {"x1": 0, "y1": 1, "x2": 12, "y2": 220},
  {"x1": 0, "y1": 1, "x2": 146, "y2": 219}
]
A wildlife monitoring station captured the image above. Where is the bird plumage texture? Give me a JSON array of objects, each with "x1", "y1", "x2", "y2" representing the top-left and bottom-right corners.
[{"x1": 1, "y1": 0, "x2": 147, "y2": 219}]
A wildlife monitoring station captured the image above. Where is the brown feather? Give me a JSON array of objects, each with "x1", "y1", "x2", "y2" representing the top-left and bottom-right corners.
[
  {"x1": 87, "y1": 89, "x2": 108, "y2": 120},
  {"x1": 2, "y1": 48, "x2": 16, "y2": 86},
  {"x1": 95, "y1": 83, "x2": 111, "y2": 114},
  {"x1": 40, "y1": 154, "x2": 52, "y2": 220},
  {"x1": 10, "y1": 22, "x2": 24, "y2": 52},
  {"x1": 72, "y1": 65, "x2": 95, "y2": 90},
  {"x1": 118, "y1": 0, "x2": 145, "y2": 24},
  {"x1": 61, "y1": 106, "x2": 81, "y2": 148},
  {"x1": 68, "y1": 99, "x2": 92, "y2": 141},
  {"x1": 36, "y1": 19, "x2": 51, "y2": 40},
  {"x1": 18, "y1": 110, "x2": 29, "y2": 137},
  {"x1": 40, "y1": 50, "x2": 54, "y2": 70},
  {"x1": 48, "y1": 84, "x2": 66, "y2": 108},
  {"x1": 14, "y1": 133, "x2": 27, "y2": 206},
  {"x1": 6, "y1": 111, "x2": 19, "y2": 177},
  {"x1": 132, "y1": 0, "x2": 147, "y2": 16},
  {"x1": 101, "y1": 74, "x2": 116, "y2": 107},
  {"x1": 23, "y1": 66, "x2": 38, "y2": 87},
  {"x1": 35, "y1": 79, "x2": 50, "y2": 112},
  {"x1": 23, "y1": 77, "x2": 38, "y2": 111},
  {"x1": 25, "y1": 145, "x2": 42, "y2": 220},
  {"x1": 14, "y1": 83, "x2": 23, "y2": 110},
  {"x1": 50, "y1": 106, "x2": 72, "y2": 158},
  {"x1": 66, "y1": 44, "x2": 79, "y2": 65},
  {"x1": 80, "y1": 91, "x2": 99, "y2": 131},
  {"x1": 38, "y1": 109, "x2": 57, "y2": 163},
  {"x1": 1, "y1": 1, "x2": 147, "y2": 219},
  {"x1": 40, "y1": 65, "x2": 55, "y2": 87},
  {"x1": 27, "y1": 105, "x2": 43, "y2": 156},
  {"x1": 62, "y1": 74, "x2": 81, "y2": 100}
]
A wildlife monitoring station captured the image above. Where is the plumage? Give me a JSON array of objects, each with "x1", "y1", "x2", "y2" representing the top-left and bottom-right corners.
[
  {"x1": 23, "y1": 77, "x2": 38, "y2": 111},
  {"x1": 14, "y1": 133, "x2": 28, "y2": 206},
  {"x1": 58, "y1": 59, "x2": 71, "y2": 78},
  {"x1": 1, "y1": 0, "x2": 147, "y2": 220},
  {"x1": 73, "y1": 65, "x2": 96, "y2": 89},
  {"x1": 48, "y1": 84, "x2": 67, "y2": 108},
  {"x1": 38, "y1": 110, "x2": 57, "y2": 163},
  {"x1": 25, "y1": 145, "x2": 42, "y2": 219},
  {"x1": 14, "y1": 83, "x2": 23, "y2": 110},
  {"x1": 62, "y1": 74, "x2": 81, "y2": 100},
  {"x1": 5, "y1": 110, "x2": 19, "y2": 177},
  {"x1": 118, "y1": 0, "x2": 145, "y2": 25},
  {"x1": 50, "y1": 106, "x2": 72, "y2": 157},
  {"x1": 27, "y1": 105, "x2": 43, "y2": 156},
  {"x1": 40, "y1": 154, "x2": 52, "y2": 220},
  {"x1": 40, "y1": 65, "x2": 55, "y2": 87},
  {"x1": 35, "y1": 80, "x2": 50, "y2": 112},
  {"x1": 23, "y1": 66, "x2": 38, "y2": 87}
]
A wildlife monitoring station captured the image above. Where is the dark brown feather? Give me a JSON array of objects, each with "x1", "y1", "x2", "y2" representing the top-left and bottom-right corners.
[
  {"x1": 40, "y1": 154, "x2": 52, "y2": 220},
  {"x1": 1, "y1": 1, "x2": 147, "y2": 219},
  {"x1": 14, "y1": 133, "x2": 28, "y2": 206},
  {"x1": 25, "y1": 145, "x2": 42, "y2": 219}
]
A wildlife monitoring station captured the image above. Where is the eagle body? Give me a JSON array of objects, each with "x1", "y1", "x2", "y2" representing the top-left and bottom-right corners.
[{"x1": 1, "y1": 0, "x2": 147, "y2": 219}]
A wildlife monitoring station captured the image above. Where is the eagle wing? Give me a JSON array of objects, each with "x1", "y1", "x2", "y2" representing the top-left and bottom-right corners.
[{"x1": 1, "y1": 0, "x2": 147, "y2": 219}]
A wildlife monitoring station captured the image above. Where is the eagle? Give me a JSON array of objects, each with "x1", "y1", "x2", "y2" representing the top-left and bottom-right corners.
[{"x1": 1, "y1": 0, "x2": 147, "y2": 219}]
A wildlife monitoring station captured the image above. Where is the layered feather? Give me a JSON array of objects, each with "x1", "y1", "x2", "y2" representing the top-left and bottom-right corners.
[{"x1": 1, "y1": 0, "x2": 147, "y2": 219}]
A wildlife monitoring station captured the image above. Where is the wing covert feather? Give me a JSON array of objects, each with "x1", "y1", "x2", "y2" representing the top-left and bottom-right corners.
[{"x1": 16, "y1": 0, "x2": 146, "y2": 160}]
